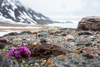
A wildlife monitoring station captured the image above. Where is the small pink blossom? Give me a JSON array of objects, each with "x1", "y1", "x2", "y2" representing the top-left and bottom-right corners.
[
  {"x1": 17, "y1": 44, "x2": 22, "y2": 47},
  {"x1": 23, "y1": 43, "x2": 28, "y2": 46},
  {"x1": 46, "y1": 43, "x2": 52, "y2": 45}
]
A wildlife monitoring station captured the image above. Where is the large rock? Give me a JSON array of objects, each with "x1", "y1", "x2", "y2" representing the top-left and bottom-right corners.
[
  {"x1": 45, "y1": 54, "x2": 100, "y2": 67},
  {"x1": 77, "y1": 16, "x2": 100, "y2": 31},
  {"x1": 0, "y1": 56, "x2": 20, "y2": 67},
  {"x1": 80, "y1": 47, "x2": 100, "y2": 59}
]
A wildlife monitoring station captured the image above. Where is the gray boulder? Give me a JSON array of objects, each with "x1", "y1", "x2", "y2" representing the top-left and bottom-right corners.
[{"x1": 0, "y1": 56, "x2": 20, "y2": 67}]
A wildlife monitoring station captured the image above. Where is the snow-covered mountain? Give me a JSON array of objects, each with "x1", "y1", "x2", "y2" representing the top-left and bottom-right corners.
[{"x1": 0, "y1": 0, "x2": 53, "y2": 24}]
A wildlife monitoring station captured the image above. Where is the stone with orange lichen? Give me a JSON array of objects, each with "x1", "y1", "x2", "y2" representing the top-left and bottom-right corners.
[
  {"x1": 50, "y1": 63, "x2": 54, "y2": 67},
  {"x1": 45, "y1": 53, "x2": 85, "y2": 67},
  {"x1": 58, "y1": 55, "x2": 65, "y2": 57},
  {"x1": 47, "y1": 59, "x2": 51, "y2": 63},
  {"x1": 80, "y1": 47, "x2": 100, "y2": 56},
  {"x1": 73, "y1": 53, "x2": 80, "y2": 57},
  {"x1": 67, "y1": 49, "x2": 73, "y2": 52}
]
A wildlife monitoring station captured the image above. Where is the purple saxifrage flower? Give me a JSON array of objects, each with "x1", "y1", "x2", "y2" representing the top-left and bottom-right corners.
[
  {"x1": 7, "y1": 45, "x2": 31, "y2": 58},
  {"x1": 18, "y1": 46, "x2": 31, "y2": 57},
  {"x1": 3, "y1": 39, "x2": 9, "y2": 43},
  {"x1": 14, "y1": 51, "x2": 21, "y2": 58},
  {"x1": 0, "y1": 38, "x2": 9, "y2": 43},
  {"x1": 23, "y1": 47, "x2": 31, "y2": 57},
  {"x1": 7, "y1": 48, "x2": 16, "y2": 57}
]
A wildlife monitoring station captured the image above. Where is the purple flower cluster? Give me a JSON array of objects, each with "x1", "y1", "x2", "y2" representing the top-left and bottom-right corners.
[
  {"x1": 7, "y1": 44, "x2": 31, "y2": 58},
  {"x1": 7, "y1": 48, "x2": 16, "y2": 57},
  {"x1": 0, "y1": 38, "x2": 9, "y2": 43}
]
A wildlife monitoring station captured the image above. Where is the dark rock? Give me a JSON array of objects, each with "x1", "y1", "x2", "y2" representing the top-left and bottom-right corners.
[
  {"x1": 21, "y1": 31, "x2": 32, "y2": 34},
  {"x1": 77, "y1": 16, "x2": 100, "y2": 31},
  {"x1": 60, "y1": 28, "x2": 75, "y2": 30},
  {"x1": 78, "y1": 32, "x2": 93, "y2": 36},
  {"x1": 7, "y1": 36, "x2": 15, "y2": 41},
  {"x1": 83, "y1": 54, "x2": 94, "y2": 59},
  {"x1": 72, "y1": 40, "x2": 76, "y2": 42},
  {"x1": 40, "y1": 38, "x2": 49, "y2": 44},
  {"x1": 25, "y1": 60, "x2": 35, "y2": 65},
  {"x1": 61, "y1": 33, "x2": 67, "y2": 36},
  {"x1": 0, "y1": 43, "x2": 6, "y2": 49},
  {"x1": 4, "y1": 32, "x2": 19, "y2": 36},
  {"x1": 0, "y1": 56, "x2": 19, "y2": 67},
  {"x1": 76, "y1": 41, "x2": 92, "y2": 46},
  {"x1": 97, "y1": 40, "x2": 100, "y2": 43},
  {"x1": 60, "y1": 28, "x2": 68, "y2": 30},
  {"x1": 49, "y1": 31, "x2": 63, "y2": 35},
  {"x1": 37, "y1": 33, "x2": 48, "y2": 37},
  {"x1": 38, "y1": 30, "x2": 47, "y2": 33}
]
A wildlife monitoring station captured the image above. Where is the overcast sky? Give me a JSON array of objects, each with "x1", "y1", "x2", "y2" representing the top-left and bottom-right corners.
[{"x1": 20, "y1": 0, "x2": 100, "y2": 22}]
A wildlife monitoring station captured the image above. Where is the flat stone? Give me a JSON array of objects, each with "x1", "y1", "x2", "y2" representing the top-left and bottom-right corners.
[
  {"x1": 40, "y1": 38, "x2": 49, "y2": 44},
  {"x1": 0, "y1": 56, "x2": 19, "y2": 67},
  {"x1": 76, "y1": 41, "x2": 92, "y2": 46},
  {"x1": 37, "y1": 33, "x2": 48, "y2": 37},
  {"x1": 25, "y1": 60, "x2": 35, "y2": 65},
  {"x1": 62, "y1": 61, "x2": 71, "y2": 67}
]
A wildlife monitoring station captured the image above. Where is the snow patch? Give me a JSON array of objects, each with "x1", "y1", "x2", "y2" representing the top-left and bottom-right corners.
[
  {"x1": 34, "y1": 15, "x2": 41, "y2": 20},
  {"x1": 41, "y1": 17, "x2": 46, "y2": 20},
  {"x1": 8, "y1": 10, "x2": 15, "y2": 19},
  {"x1": 10, "y1": 1, "x2": 17, "y2": 10}
]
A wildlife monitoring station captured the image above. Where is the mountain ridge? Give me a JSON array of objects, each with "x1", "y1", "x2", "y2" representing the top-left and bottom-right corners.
[{"x1": 0, "y1": 0, "x2": 54, "y2": 24}]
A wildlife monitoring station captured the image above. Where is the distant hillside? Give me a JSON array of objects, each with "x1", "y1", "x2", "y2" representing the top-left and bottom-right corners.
[{"x1": 0, "y1": 0, "x2": 54, "y2": 24}]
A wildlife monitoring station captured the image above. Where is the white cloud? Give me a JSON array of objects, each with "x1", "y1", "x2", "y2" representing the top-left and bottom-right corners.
[
  {"x1": 20, "y1": 0, "x2": 100, "y2": 22},
  {"x1": 20, "y1": 0, "x2": 83, "y2": 13}
]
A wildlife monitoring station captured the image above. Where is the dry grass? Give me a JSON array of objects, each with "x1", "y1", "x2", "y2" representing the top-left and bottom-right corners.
[
  {"x1": 0, "y1": 23, "x2": 48, "y2": 32},
  {"x1": 0, "y1": 28, "x2": 47, "y2": 32},
  {"x1": 0, "y1": 23, "x2": 47, "y2": 27}
]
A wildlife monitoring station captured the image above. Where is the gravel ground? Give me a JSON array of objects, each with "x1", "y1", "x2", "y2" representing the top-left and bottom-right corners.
[{"x1": 0, "y1": 28, "x2": 100, "y2": 67}]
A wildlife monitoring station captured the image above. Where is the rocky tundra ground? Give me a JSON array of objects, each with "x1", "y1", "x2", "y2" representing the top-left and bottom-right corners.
[{"x1": 0, "y1": 26, "x2": 100, "y2": 67}]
